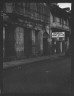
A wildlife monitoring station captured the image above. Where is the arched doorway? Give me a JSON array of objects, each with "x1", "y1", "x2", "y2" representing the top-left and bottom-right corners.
[{"x1": 43, "y1": 32, "x2": 49, "y2": 55}]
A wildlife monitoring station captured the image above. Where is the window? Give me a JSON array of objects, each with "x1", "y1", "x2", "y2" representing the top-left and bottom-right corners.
[
  {"x1": 60, "y1": 18, "x2": 62, "y2": 24},
  {"x1": 24, "y1": 3, "x2": 30, "y2": 10},
  {"x1": 56, "y1": 17, "x2": 60, "y2": 23},
  {"x1": 63, "y1": 19, "x2": 65, "y2": 25},
  {"x1": 53, "y1": 15, "x2": 55, "y2": 22},
  {"x1": 37, "y1": 3, "x2": 41, "y2": 14},
  {"x1": 67, "y1": 19, "x2": 69, "y2": 26},
  {"x1": 20, "y1": 3, "x2": 23, "y2": 9},
  {"x1": 5, "y1": 3, "x2": 13, "y2": 13},
  {"x1": 64, "y1": 19, "x2": 66, "y2": 25},
  {"x1": 15, "y1": 3, "x2": 20, "y2": 10}
]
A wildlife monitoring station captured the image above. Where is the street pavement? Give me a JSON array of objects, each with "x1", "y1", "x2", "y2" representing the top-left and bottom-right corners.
[
  {"x1": 3, "y1": 56, "x2": 71, "y2": 95},
  {"x1": 3, "y1": 53, "x2": 65, "y2": 69}
]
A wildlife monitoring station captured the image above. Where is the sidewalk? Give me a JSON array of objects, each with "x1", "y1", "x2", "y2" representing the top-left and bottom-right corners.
[{"x1": 3, "y1": 53, "x2": 65, "y2": 69}]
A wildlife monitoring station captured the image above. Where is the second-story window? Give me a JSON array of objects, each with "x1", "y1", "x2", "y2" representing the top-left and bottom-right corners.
[
  {"x1": 25, "y1": 3, "x2": 30, "y2": 10},
  {"x1": 65, "y1": 19, "x2": 67, "y2": 25},
  {"x1": 56, "y1": 17, "x2": 60, "y2": 23},
  {"x1": 3, "y1": 3, "x2": 6, "y2": 12},
  {"x1": 63, "y1": 19, "x2": 65, "y2": 25},
  {"x1": 67, "y1": 19, "x2": 69, "y2": 26},
  {"x1": 33, "y1": 3, "x2": 37, "y2": 12},
  {"x1": 53, "y1": 15, "x2": 56, "y2": 22},
  {"x1": 37, "y1": 3, "x2": 41, "y2": 14},
  {"x1": 20, "y1": 3, "x2": 23, "y2": 9},
  {"x1": 60, "y1": 18, "x2": 62, "y2": 24},
  {"x1": 5, "y1": 3, "x2": 13, "y2": 13}
]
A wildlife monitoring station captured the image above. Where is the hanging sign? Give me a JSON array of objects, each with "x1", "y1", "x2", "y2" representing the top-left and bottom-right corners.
[{"x1": 52, "y1": 32, "x2": 65, "y2": 38}]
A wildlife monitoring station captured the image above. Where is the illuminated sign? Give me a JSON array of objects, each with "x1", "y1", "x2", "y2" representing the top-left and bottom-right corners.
[{"x1": 52, "y1": 32, "x2": 65, "y2": 38}]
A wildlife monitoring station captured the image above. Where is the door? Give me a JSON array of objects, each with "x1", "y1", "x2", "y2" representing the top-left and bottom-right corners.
[
  {"x1": 62, "y1": 41, "x2": 65, "y2": 53},
  {"x1": 56, "y1": 41, "x2": 60, "y2": 53},
  {"x1": 24, "y1": 28, "x2": 32, "y2": 57},
  {"x1": 35, "y1": 30, "x2": 39, "y2": 55},
  {"x1": 43, "y1": 38, "x2": 48, "y2": 55},
  {"x1": 5, "y1": 25, "x2": 15, "y2": 57},
  {"x1": 43, "y1": 32, "x2": 48, "y2": 55},
  {"x1": 51, "y1": 39, "x2": 56, "y2": 54}
]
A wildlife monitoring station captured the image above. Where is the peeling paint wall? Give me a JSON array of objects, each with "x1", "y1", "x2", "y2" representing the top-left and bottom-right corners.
[{"x1": 15, "y1": 27, "x2": 24, "y2": 57}]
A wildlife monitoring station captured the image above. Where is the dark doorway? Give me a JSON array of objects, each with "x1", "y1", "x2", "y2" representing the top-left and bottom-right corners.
[
  {"x1": 43, "y1": 32, "x2": 48, "y2": 55},
  {"x1": 43, "y1": 38, "x2": 48, "y2": 55},
  {"x1": 62, "y1": 41, "x2": 66, "y2": 53},
  {"x1": 56, "y1": 41, "x2": 60, "y2": 53},
  {"x1": 24, "y1": 28, "x2": 32, "y2": 57},
  {"x1": 51, "y1": 39, "x2": 56, "y2": 54},
  {"x1": 35, "y1": 30, "x2": 39, "y2": 55},
  {"x1": 5, "y1": 25, "x2": 15, "y2": 58}
]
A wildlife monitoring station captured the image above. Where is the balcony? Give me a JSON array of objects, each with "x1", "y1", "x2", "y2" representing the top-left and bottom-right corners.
[
  {"x1": 4, "y1": 3, "x2": 50, "y2": 24},
  {"x1": 51, "y1": 22, "x2": 70, "y2": 31},
  {"x1": 51, "y1": 22, "x2": 62, "y2": 29}
]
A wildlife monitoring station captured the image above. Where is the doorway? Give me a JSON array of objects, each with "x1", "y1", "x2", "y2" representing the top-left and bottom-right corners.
[
  {"x1": 24, "y1": 28, "x2": 32, "y2": 57},
  {"x1": 56, "y1": 41, "x2": 61, "y2": 53},
  {"x1": 43, "y1": 32, "x2": 48, "y2": 55},
  {"x1": 5, "y1": 25, "x2": 15, "y2": 58}
]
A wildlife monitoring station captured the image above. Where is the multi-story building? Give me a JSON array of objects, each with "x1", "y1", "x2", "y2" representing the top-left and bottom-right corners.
[
  {"x1": 3, "y1": 2, "x2": 51, "y2": 61},
  {"x1": 50, "y1": 4, "x2": 71, "y2": 54},
  {"x1": 3, "y1": 3, "x2": 71, "y2": 61}
]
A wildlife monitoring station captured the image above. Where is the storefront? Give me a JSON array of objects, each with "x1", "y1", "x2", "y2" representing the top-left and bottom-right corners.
[
  {"x1": 3, "y1": 13, "x2": 49, "y2": 61},
  {"x1": 51, "y1": 32, "x2": 65, "y2": 54}
]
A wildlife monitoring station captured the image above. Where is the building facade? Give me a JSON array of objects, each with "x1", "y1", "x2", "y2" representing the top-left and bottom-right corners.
[
  {"x1": 3, "y1": 3, "x2": 71, "y2": 61},
  {"x1": 50, "y1": 4, "x2": 71, "y2": 54},
  {"x1": 3, "y1": 3, "x2": 51, "y2": 61}
]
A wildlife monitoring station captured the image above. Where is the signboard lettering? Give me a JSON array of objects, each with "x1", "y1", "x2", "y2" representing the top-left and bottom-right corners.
[{"x1": 52, "y1": 32, "x2": 65, "y2": 38}]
